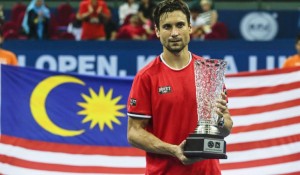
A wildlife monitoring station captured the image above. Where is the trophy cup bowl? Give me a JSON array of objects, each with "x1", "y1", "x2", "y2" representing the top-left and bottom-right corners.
[{"x1": 183, "y1": 59, "x2": 227, "y2": 159}]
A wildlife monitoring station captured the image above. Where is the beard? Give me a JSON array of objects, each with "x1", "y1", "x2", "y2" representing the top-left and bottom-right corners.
[{"x1": 164, "y1": 40, "x2": 186, "y2": 54}]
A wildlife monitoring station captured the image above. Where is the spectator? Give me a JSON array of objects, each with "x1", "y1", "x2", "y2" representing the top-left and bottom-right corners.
[
  {"x1": 137, "y1": 0, "x2": 156, "y2": 30},
  {"x1": 104, "y1": 16, "x2": 118, "y2": 41},
  {"x1": 22, "y1": 0, "x2": 50, "y2": 40},
  {"x1": 190, "y1": 0, "x2": 218, "y2": 39},
  {"x1": 0, "y1": 30, "x2": 18, "y2": 65},
  {"x1": 67, "y1": 13, "x2": 82, "y2": 41},
  {"x1": 78, "y1": 0, "x2": 111, "y2": 40},
  {"x1": 116, "y1": 14, "x2": 147, "y2": 40},
  {"x1": 118, "y1": 0, "x2": 139, "y2": 26},
  {"x1": 190, "y1": 7, "x2": 205, "y2": 40},
  {"x1": 282, "y1": 34, "x2": 300, "y2": 68},
  {"x1": 0, "y1": 4, "x2": 4, "y2": 28}
]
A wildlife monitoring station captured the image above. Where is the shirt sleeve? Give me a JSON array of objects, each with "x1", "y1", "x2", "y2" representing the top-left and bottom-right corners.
[
  {"x1": 100, "y1": 1, "x2": 111, "y2": 18},
  {"x1": 127, "y1": 73, "x2": 152, "y2": 119}
]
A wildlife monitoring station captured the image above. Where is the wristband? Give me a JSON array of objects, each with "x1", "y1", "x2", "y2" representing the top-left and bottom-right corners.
[{"x1": 218, "y1": 117, "x2": 225, "y2": 128}]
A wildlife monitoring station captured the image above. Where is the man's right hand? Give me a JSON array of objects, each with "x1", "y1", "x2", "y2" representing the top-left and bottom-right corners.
[{"x1": 175, "y1": 140, "x2": 205, "y2": 165}]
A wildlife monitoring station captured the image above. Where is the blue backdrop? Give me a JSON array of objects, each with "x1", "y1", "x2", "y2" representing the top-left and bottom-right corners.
[{"x1": 3, "y1": 39, "x2": 295, "y2": 76}]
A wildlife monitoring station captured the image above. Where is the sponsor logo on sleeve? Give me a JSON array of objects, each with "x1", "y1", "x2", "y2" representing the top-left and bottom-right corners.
[{"x1": 130, "y1": 98, "x2": 137, "y2": 106}]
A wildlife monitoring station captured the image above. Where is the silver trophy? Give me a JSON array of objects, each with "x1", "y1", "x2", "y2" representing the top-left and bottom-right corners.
[{"x1": 183, "y1": 59, "x2": 227, "y2": 159}]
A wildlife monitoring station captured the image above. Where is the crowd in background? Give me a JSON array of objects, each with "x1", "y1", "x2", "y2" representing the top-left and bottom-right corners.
[{"x1": 0, "y1": 0, "x2": 228, "y2": 41}]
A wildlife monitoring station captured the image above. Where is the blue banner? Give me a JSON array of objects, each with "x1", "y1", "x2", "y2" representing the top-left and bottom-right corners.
[{"x1": 4, "y1": 40, "x2": 294, "y2": 76}]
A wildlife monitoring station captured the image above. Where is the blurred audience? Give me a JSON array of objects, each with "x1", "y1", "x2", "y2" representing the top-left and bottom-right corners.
[
  {"x1": 190, "y1": 7, "x2": 205, "y2": 40},
  {"x1": 22, "y1": 0, "x2": 50, "y2": 40},
  {"x1": 117, "y1": 14, "x2": 147, "y2": 40},
  {"x1": 190, "y1": 0, "x2": 228, "y2": 40},
  {"x1": 0, "y1": 5, "x2": 5, "y2": 28},
  {"x1": 199, "y1": 0, "x2": 218, "y2": 33},
  {"x1": 0, "y1": 30, "x2": 18, "y2": 65},
  {"x1": 118, "y1": 0, "x2": 139, "y2": 26},
  {"x1": 104, "y1": 17, "x2": 118, "y2": 41},
  {"x1": 67, "y1": 13, "x2": 82, "y2": 41},
  {"x1": 78, "y1": 0, "x2": 111, "y2": 40},
  {"x1": 282, "y1": 34, "x2": 300, "y2": 68},
  {"x1": 190, "y1": 0, "x2": 218, "y2": 39},
  {"x1": 137, "y1": 0, "x2": 156, "y2": 33},
  {"x1": 0, "y1": 0, "x2": 229, "y2": 41}
]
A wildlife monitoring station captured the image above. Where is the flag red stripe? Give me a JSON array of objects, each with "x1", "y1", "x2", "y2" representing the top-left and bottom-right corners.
[
  {"x1": 0, "y1": 155, "x2": 145, "y2": 174},
  {"x1": 279, "y1": 172, "x2": 300, "y2": 175},
  {"x1": 220, "y1": 152, "x2": 300, "y2": 170},
  {"x1": 230, "y1": 98, "x2": 300, "y2": 116},
  {"x1": 232, "y1": 115, "x2": 300, "y2": 133},
  {"x1": 227, "y1": 134, "x2": 300, "y2": 152},
  {"x1": 227, "y1": 67, "x2": 300, "y2": 77},
  {"x1": 228, "y1": 81, "x2": 300, "y2": 97},
  {"x1": 0, "y1": 135, "x2": 145, "y2": 156}
]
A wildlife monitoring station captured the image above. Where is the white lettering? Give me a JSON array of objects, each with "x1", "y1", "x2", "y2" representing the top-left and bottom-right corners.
[
  {"x1": 119, "y1": 70, "x2": 127, "y2": 77},
  {"x1": 266, "y1": 55, "x2": 275, "y2": 70},
  {"x1": 249, "y1": 55, "x2": 257, "y2": 72},
  {"x1": 97, "y1": 55, "x2": 118, "y2": 76},
  {"x1": 278, "y1": 55, "x2": 287, "y2": 68},
  {"x1": 36, "y1": 55, "x2": 57, "y2": 71},
  {"x1": 137, "y1": 55, "x2": 156, "y2": 71},
  {"x1": 17, "y1": 55, "x2": 26, "y2": 67},
  {"x1": 78, "y1": 55, "x2": 96, "y2": 75},
  {"x1": 58, "y1": 55, "x2": 77, "y2": 72}
]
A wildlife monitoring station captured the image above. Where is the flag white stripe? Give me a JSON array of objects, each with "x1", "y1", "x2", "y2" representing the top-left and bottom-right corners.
[
  {"x1": 0, "y1": 143, "x2": 146, "y2": 168},
  {"x1": 225, "y1": 71, "x2": 300, "y2": 89},
  {"x1": 221, "y1": 160, "x2": 300, "y2": 175},
  {"x1": 231, "y1": 106, "x2": 300, "y2": 126},
  {"x1": 0, "y1": 163, "x2": 143, "y2": 175},
  {"x1": 226, "y1": 123, "x2": 300, "y2": 144},
  {"x1": 220, "y1": 142, "x2": 300, "y2": 163},
  {"x1": 228, "y1": 89, "x2": 300, "y2": 108}
]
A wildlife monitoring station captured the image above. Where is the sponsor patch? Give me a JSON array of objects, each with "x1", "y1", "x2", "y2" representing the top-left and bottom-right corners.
[
  {"x1": 158, "y1": 86, "x2": 171, "y2": 94},
  {"x1": 130, "y1": 98, "x2": 137, "y2": 106}
]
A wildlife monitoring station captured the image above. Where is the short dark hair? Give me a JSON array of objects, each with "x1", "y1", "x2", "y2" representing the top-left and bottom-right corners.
[{"x1": 153, "y1": 0, "x2": 190, "y2": 29}]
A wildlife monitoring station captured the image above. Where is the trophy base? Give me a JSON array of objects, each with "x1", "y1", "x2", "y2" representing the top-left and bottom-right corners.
[{"x1": 183, "y1": 133, "x2": 227, "y2": 159}]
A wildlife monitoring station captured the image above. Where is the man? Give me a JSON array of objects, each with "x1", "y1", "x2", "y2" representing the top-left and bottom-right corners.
[
  {"x1": 78, "y1": 0, "x2": 111, "y2": 40},
  {"x1": 0, "y1": 31, "x2": 18, "y2": 65},
  {"x1": 282, "y1": 34, "x2": 300, "y2": 68},
  {"x1": 127, "y1": 0, "x2": 233, "y2": 174}
]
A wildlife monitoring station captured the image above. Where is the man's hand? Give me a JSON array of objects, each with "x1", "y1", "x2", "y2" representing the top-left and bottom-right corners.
[
  {"x1": 174, "y1": 140, "x2": 204, "y2": 165},
  {"x1": 88, "y1": 5, "x2": 93, "y2": 15},
  {"x1": 96, "y1": 6, "x2": 102, "y2": 14},
  {"x1": 216, "y1": 92, "x2": 228, "y2": 123},
  {"x1": 216, "y1": 92, "x2": 233, "y2": 137}
]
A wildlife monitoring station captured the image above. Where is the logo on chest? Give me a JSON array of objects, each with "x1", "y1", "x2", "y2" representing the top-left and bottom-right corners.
[{"x1": 158, "y1": 86, "x2": 172, "y2": 94}]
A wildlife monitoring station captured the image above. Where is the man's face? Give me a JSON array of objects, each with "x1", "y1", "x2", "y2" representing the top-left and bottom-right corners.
[
  {"x1": 296, "y1": 40, "x2": 300, "y2": 55},
  {"x1": 155, "y1": 10, "x2": 191, "y2": 54}
]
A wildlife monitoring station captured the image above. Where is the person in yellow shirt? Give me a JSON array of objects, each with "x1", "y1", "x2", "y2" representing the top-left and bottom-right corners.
[
  {"x1": 282, "y1": 34, "x2": 300, "y2": 68},
  {"x1": 0, "y1": 30, "x2": 18, "y2": 66}
]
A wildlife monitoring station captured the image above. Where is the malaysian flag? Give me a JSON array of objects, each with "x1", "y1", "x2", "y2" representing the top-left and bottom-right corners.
[
  {"x1": 1, "y1": 65, "x2": 299, "y2": 175},
  {"x1": 221, "y1": 67, "x2": 300, "y2": 175},
  {"x1": 0, "y1": 65, "x2": 145, "y2": 175}
]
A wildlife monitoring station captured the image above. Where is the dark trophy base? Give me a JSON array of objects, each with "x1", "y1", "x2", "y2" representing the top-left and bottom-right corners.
[{"x1": 183, "y1": 133, "x2": 227, "y2": 159}]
